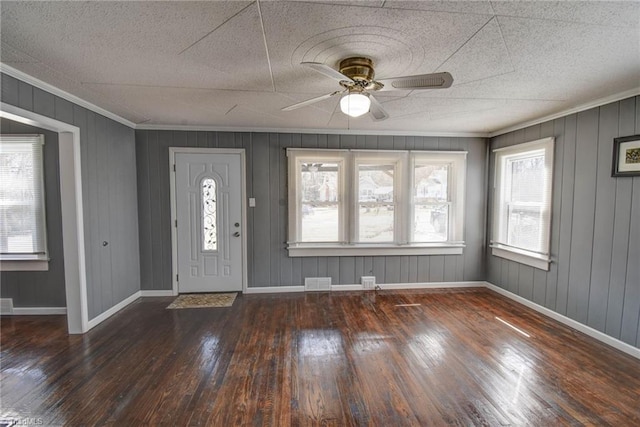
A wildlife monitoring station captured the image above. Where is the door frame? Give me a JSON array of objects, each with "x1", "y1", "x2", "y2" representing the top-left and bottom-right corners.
[
  {"x1": 1, "y1": 102, "x2": 89, "y2": 333},
  {"x1": 169, "y1": 147, "x2": 248, "y2": 295}
]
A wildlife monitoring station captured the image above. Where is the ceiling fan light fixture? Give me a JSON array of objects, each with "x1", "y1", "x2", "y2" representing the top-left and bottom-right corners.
[{"x1": 340, "y1": 92, "x2": 370, "y2": 118}]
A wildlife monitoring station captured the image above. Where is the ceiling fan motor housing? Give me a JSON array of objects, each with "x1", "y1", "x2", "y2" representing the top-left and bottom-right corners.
[{"x1": 339, "y1": 57, "x2": 375, "y2": 83}]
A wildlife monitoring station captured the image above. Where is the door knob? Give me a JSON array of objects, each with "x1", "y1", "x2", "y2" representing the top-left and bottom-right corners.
[
  {"x1": 233, "y1": 232, "x2": 240, "y2": 237},
  {"x1": 235, "y1": 222, "x2": 240, "y2": 227}
]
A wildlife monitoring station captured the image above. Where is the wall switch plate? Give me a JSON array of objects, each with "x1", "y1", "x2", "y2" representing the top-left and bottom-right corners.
[{"x1": 249, "y1": 197, "x2": 256, "y2": 207}]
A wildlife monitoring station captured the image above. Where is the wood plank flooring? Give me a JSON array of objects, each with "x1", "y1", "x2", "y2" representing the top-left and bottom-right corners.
[{"x1": 1, "y1": 288, "x2": 639, "y2": 426}]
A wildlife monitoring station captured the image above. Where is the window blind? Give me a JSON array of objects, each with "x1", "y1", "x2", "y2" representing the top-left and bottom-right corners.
[{"x1": 0, "y1": 134, "x2": 48, "y2": 258}]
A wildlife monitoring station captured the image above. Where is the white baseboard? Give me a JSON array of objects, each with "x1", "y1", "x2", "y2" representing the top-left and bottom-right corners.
[
  {"x1": 244, "y1": 286, "x2": 305, "y2": 294},
  {"x1": 244, "y1": 281, "x2": 484, "y2": 294},
  {"x1": 140, "y1": 290, "x2": 176, "y2": 297},
  {"x1": 0, "y1": 298, "x2": 67, "y2": 315},
  {"x1": 331, "y1": 284, "x2": 364, "y2": 291},
  {"x1": 484, "y1": 282, "x2": 640, "y2": 360},
  {"x1": 379, "y1": 281, "x2": 484, "y2": 290},
  {"x1": 87, "y1": 291, "x2": 141, "y2": 330},
  {"x1": 12, "y1": 307, "x2": 67, "y2": 315}
]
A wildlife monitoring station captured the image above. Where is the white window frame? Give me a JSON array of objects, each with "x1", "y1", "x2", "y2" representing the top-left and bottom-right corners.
[
  {"x1": 0, "y1": 134, "x2": 49, "y2": 271},
  {"x1": 287, "y1": 148, "x2": 466, "y2": 257},
  {"x1": 491, "y1": 137, "x2": 554, "y2": 271}
]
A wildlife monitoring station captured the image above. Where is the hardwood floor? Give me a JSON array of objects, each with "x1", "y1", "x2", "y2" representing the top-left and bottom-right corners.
[{"x1": 1, "y1": 288, "x2": 639, "y2": 426}]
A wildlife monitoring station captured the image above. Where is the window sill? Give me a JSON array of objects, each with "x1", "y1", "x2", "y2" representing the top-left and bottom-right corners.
[
  {"x1": 490, "y1": 245, "x2": 550, "y2": 271},
  {"x1": 287, "y1": 243, "x2": 465, "y2": 257},
  {"x1": 0, "y1": 258, "x2": 50, "y2": 271}
]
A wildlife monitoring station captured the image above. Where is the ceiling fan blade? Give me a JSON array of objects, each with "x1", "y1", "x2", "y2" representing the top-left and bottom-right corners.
[
  {"x1": 377, "y1": 72, "x2": 453, "y2": 91},
  {"x1": 368, "y1": 94, "x2": 389, "y2": 121},
  {"x1": 282, "y1": 91, "x2": 341, "y2": 111},
  {"x1": 301, "y1": 62, "x2": 354, "y2": 83}
]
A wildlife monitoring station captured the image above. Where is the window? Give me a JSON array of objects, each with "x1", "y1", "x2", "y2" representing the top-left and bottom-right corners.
[
  {"x1": 202, "y1": 177, "x2": 217, "y2": 251},
  {"x1": 0, "y1": 135, "x2": 48, "y2": 263},
  {"x1": 491, "y1": 137, "x2": 554, "y2": 270},
  {"x1": 287, "y1": 149, "x2": 466, "y2": 256}
]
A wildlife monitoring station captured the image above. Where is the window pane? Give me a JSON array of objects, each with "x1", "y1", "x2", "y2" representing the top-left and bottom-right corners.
[
  {"x1": 414, "y1": 204, "x2": 448, "y2": 242},
  {"x1": 359, "y1": 205, "x2": 394, "y2": 241},
  {"x1": 413, "y1": 164, "x2": 449, "y2": 242},
  {"x1": 509, "y1": 155, "x2": 544, "y2": 202},
  {"x1": 202, "y1": 178, "x2": 217, "y2": 251},
  {"x1": 0, "y1": 139, "x2": 45, "y2": 255},
  {"x1": 507, "y1": 204, "x2": 542, "y2": 251},
  {"x1": 414, "y1": 164, "x2": 448, "y2": 203},
  {"x1": 358, "y1": 163, "x2": 394, "y2": 242},
  {"x1": 300, "y1": 162, "x2": 339, "y2": 242}
]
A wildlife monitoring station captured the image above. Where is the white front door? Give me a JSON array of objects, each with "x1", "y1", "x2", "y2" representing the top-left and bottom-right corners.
[{"x1": 175, "y1": 152, "x2": 244, "y2": 293}]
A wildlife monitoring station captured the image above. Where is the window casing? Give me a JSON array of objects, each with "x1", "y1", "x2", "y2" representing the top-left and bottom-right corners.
[
  {"x1": 491, "y1": 137, "x2": 554, "y2": 270},
  {"x1": 0, "y1": 134, "x2": 49, "y2": 266},
  {"x1": 287, "y1": 149, "x2": 466, "y2": 256}
]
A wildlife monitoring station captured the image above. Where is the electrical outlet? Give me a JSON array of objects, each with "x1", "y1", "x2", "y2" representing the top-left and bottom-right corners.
[{"x1": 361, "y1": 276, "x2": 376, "y2": 290}]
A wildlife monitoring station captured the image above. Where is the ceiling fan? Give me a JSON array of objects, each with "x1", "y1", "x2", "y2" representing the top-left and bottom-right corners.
[{"x1": 282, "y1": 57, "x2": 453, "y2": 121}]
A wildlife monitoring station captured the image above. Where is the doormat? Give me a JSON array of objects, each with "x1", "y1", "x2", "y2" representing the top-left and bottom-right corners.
[{"x1": 167, "y1": 292, "x2": 237, "y2": 309}]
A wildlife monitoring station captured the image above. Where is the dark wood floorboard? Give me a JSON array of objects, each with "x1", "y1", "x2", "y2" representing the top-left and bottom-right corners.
[{"x1": 1, "y1": 288, "x2": 639, "y2": 426}]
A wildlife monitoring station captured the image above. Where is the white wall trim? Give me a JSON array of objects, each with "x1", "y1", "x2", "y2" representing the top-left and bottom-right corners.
[
  {"x1": 140, "y1": 290, "x2": 176, "y2": 297},
  {"x1": 490, "y1": 247, "x2": 550, "y2": 271},
  {"x1": 244, "y1": 286, "x2": 306, "y2": 294},
  {"x1": 0, "y1": 103, "x2": 89, "y2": 334},
  {"x1": 378, "y1": 281, "x2": 485, "y2": 290},
  {"x1": 484, "y1": 282, "x2": 640, "y2": 360},
  {"x1": 489, "y1": 87, "x2": 640, "y2": 138},
  {"x1": 288, "y1": 245, "x2": 464, "y2": 257},
  {"x1": 331, "y1": 284, "x2": 364, "y2": 291},
  {"x1": 87, "y1": 291, "x2": 140, "y2": 329},
  {"x1": 137, "y1": 123, "x2": 488, "y2": 138},
  {"x1": 0, "y1": 63, "x2": 135, "y2": 129},
  {"x1": 11, "y1": 307, "x2": 67, "y2": 315},
  {"x1": 0, "y1": 260, "x2": 49, "y2": 271},
  {"x1": 168, "y1": 148, "x2": 248, "y2": 295},
  {"x1": 243, "y1": 281, "x2": 484, "y2": 294}
]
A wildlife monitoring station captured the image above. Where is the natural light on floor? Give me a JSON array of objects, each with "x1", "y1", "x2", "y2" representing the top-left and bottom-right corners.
[{"x1": 495, "y1": 317, "x2": 531, "y2": 338}]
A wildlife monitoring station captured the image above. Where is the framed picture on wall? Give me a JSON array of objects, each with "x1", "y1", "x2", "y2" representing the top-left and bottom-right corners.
[{"x1": 612, "y1": 135, "x2": 640, "y2": 177}]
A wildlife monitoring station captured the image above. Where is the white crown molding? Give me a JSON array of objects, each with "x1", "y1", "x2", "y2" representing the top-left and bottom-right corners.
[
  {"x1": 1, "y1": 63, "x2": 136, "y2": 129},
  {"x1": 489, "y1": 87, "x2": 640, "y2": 138},
  {"x1": 136, "y1": 123, "x2": 489, "y2": 138}
]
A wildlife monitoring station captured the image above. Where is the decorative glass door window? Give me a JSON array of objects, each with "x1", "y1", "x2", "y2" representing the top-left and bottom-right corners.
[{"x1": 202, "y1": 178, "x2": 217, "y2": 251}]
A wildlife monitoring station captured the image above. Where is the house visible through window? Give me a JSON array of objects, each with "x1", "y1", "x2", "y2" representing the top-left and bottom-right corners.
[
  {"x1": 491, "y1": 137, "x2": 554, "y2": 270},
  {"x1": 0, "y1": 134, "x2": 48, "y2": 261},
  {"x1": 287, "y1": 149, "x2": 466, "y2": 257}
]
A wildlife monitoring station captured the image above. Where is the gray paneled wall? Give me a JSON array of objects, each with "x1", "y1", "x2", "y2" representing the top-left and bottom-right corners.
[
  {"x1": 135, "y1": 131, "x2": 487, "y2": 290},
  {"x1": 487, "y1": 96, "x2": 640, "y2": 349},
  {"x1": 0, "y1": 118, "x2": 66, "y2": 307},
  {"x1": 1, "y1": 73, "x2": 141, "y2": 319}
]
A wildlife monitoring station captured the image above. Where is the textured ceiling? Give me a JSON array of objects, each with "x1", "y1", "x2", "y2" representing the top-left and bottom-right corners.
[{"x1": 1, "y1": 1, "x2": 639, "y2": 134}]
